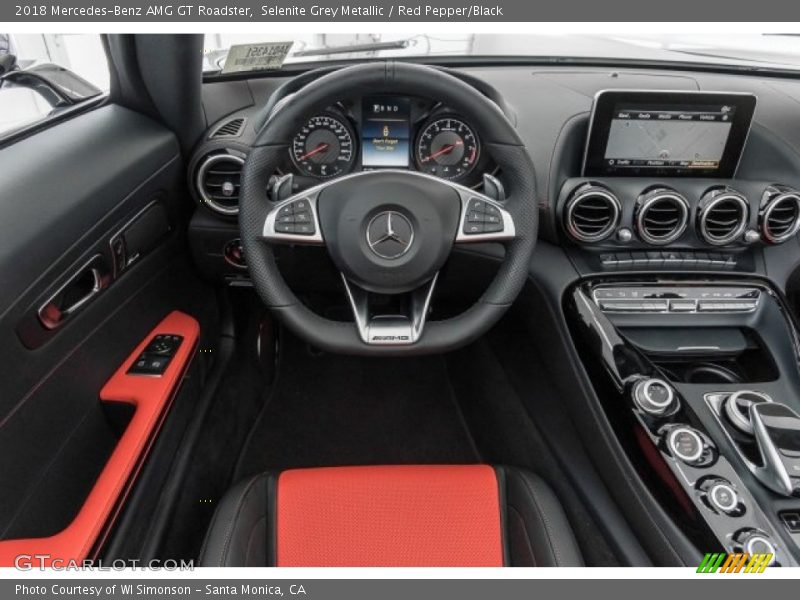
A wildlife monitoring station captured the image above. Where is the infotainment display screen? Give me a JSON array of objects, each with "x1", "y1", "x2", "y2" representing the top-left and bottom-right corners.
[
  {"x1": 583, "y1": 91, "x2": 756, "y2": 178},
  {"x1": 361, "y1": 96, "x2": 411, "y2": 168}
]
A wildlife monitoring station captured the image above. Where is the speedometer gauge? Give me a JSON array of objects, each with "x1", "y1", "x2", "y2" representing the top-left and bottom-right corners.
[
  {"x1": 291, "y1": 114, "x2": 356, "y2": 179},
  {"x1": 415, "y1": 117, "x2": 479, "y2": 180}
]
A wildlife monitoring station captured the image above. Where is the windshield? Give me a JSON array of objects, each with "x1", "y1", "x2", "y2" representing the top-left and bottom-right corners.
[{"x1": 203, "y1": 33, "x2": 800, "y2": 73}]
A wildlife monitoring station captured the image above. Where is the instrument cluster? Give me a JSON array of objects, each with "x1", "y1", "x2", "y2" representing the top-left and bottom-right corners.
[{"x1": 281, "y1": 95, "x2": 493, "y2": 188}]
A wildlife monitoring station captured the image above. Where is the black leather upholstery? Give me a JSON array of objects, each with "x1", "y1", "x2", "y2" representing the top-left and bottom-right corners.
[
  {"x1": 200, "y1": 466, "x2": 583, "y2": 567},
  {"x1": 498, "y1": 467, "x2": 584, "y2": 567}
]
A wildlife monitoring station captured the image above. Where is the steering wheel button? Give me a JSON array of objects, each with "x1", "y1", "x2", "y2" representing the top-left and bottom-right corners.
[
  {"x1": 484, "y1": 221, "x2": 504, "y2": 233},
  {"x1": 278, "y1": 215, "x2": 296, "y2": 224},
  {"x1": 467, "y1": 211, "x2": 485, "y2": 223},
  {"x1": 276, "y1": 223, "x2": 296, "y2": 234},
  {"x1": 278, "y1": 204, "x2": 294, "y2": 216},
  {"x1": 464, "y1": 222, "x2": 485, "y2": 234},
  {"x1": 294, "y1": 212, "x2": 311, "y2": 223},
  {"x1": 468, "y1": 199, "x2": 487, "y2": 212},
  {"x1": 295, "y1": 223, "x2": 316, "y2": 235}
]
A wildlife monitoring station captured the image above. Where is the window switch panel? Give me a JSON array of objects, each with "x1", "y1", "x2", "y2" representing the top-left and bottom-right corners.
[{"x1": 127, "y1": 334, "x2": 183, "y2": 376}]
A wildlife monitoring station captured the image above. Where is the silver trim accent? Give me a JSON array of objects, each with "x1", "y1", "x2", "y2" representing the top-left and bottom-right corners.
[
  {"x1": 668, "y1": 427, "x2": 705, "y2": 463},
  {"x1": 454, "y1": 193, "x2": 515, "y2": 243},
  {"x1": 341, "y1": 273, "x2": 438, "y2": 346},
  {"x1": 761, "y1": 191, "x2": 800, "y2": 244},
  {"x1": 593, "y1": 285, "x2": 760, "y2": 315},
  {"x1": 38, "y1": 254, "x2": 109, "y2": 330},
  {"x1": 633, "y1": 378, "x2": 675, "y2": 415},
  {"x1": 724, "y1": 390, "x2": 773, "y2": 435},
  {"x1": 365, "y1": 211, "x2": 415, "y2": 259},
  {"x1": 697, "y1": 190, "x2": 749, "y2": 246},
  {"x1": 564, "y1": 186, "x2": 621, "y2": 243},
  {"x1": 261, "y1": 169, "x2": 516, "y2": 245},
  {"x1": 635, "y1": 189, "x2": 690, "y2": 245},
  {"x1": 750, "y1": 403, "x2": 798, "y2": 497},
  {"x1": 195, "y1": 153, "x2": 245, "y2": 216},
  {"x1": 263, "y1": 194, "x2": 324, "y2": 245},
  {"x1": 744, "y1": 535, "x2": 777, "y2": 560}
]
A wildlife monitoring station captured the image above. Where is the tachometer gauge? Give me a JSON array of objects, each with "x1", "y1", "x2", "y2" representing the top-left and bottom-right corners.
[
  {"x1": 415, "y1": 117, "x2": 479, "y2": 180},
  {"x1": 291, "y1": 114, "x2": 356, "y2": 179}
]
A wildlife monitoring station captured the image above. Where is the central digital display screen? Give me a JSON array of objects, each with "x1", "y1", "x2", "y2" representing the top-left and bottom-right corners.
[
  {"x1": 605, "y1": 104, "x2": 734, "y2": 170},
  {"x1": 583, "y1": 91, "x2": 757, "y2": 178},
  {"x1": 361, "y1": 96, "x2": 411, "y2": 168}
]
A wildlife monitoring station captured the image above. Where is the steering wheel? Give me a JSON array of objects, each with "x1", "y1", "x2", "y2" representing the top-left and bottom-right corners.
[{"x1": 239, "y1": 62, "x2": 537, "y2": 355}]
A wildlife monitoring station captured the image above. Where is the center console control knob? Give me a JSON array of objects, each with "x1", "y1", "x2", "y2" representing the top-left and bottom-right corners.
[
  {"x1": 734, "y1": 529, "x2": 777, "y2": 563},
  {"x1": 708, "y1": 482, "x2": 739, "y2": 513},
  {"x1": 633, "y1": 378, "x2": 675, "y2": 415},
  {"x1": 668, "y1": 426, "x2": 706, "y2": 464},
  {"x1": 699, "y1": 478, "x2": 741, "y2": 515}
]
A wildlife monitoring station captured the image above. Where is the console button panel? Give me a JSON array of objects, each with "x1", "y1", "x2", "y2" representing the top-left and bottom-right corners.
[{"x1": 594, "y1": 286, "x2": 760, "y2": 314}]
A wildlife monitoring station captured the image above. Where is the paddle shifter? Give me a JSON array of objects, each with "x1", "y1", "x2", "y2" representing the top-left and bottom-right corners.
[{"x1": 750, "y1": 402, "x2": 800, "y2": 497}]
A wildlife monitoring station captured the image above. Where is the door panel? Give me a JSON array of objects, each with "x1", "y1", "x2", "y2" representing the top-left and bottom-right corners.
[{"x1": 0, "y1": 102, "x2": 219, "y2": 556}]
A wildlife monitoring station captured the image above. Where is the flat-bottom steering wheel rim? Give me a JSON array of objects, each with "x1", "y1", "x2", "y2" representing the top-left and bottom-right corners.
[{"x1": 239, "y1": 61, "x2": 537, "y2": 356}]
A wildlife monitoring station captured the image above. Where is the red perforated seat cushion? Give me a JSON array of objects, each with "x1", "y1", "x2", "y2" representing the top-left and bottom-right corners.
[{"x1": 275, "y1": 465, "x2": 503, "y2": 567}]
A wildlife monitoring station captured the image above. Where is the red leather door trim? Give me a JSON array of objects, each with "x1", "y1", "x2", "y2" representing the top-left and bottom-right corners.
[
  {"x1": 0, "y1": 311, "x2": 199, "y2": 566},
  {"x1": 276, "y1": 465, "x2": 504, "y2": 567}
]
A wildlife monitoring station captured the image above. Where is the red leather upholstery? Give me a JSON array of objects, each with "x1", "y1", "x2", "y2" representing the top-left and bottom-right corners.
[{"x1": 276, "y1": 465, "x2": 503, "y2": 567}]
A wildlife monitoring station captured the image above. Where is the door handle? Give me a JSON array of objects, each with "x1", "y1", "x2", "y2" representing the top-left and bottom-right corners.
[{"x1": 38, "y1": 254, "x2": 111, "y2": 330}]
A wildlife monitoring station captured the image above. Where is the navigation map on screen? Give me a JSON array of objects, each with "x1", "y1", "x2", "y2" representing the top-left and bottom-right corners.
[{"x1": 603, "y1": 103, "x2": 735, "y2": 170}]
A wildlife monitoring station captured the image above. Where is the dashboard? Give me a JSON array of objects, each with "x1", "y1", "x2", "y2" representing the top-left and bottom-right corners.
[{"x1": 188, "y1": 64, "x2": 800, "y2": 282}]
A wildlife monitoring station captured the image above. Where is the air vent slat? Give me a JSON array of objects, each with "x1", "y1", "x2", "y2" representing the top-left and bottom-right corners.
[
  {"x1": 564, "y1": 186, "x2": 620, "y2": 243},
  {"x1": 211, "y1": 117, "x2": 245, "y2": 138},
  {"x1": 762, "y1": 190, "x2": 800, "y2": 244},
  {"x1": 698, "y1": 192, "x2": 748, "y2": 246},
  {"x1": 195, "y1": 152, "x2": 245, "y2": 216},
  {"x1": 636, "y1": 190, "x2": 689, "y2": 245}
]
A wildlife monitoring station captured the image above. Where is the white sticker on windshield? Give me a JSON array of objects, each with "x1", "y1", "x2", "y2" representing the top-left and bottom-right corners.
[{"x1": 221, "y1": 42, "x2": 294, "y2": 74}]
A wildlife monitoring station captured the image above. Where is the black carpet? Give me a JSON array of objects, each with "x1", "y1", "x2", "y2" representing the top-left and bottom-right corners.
[{"x1": 234, "y1": 334, "x2": 480, "y2": 480}]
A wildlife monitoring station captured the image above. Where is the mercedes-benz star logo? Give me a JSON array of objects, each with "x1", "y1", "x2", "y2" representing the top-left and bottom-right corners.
[{"x1": 366, "y1": 211, "x2": 414, "y2": 259}]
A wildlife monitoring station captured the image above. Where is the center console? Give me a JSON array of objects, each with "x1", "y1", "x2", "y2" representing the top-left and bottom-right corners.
[{"x1": 568, "y1": 278, "x2": 800, "y2": 565}]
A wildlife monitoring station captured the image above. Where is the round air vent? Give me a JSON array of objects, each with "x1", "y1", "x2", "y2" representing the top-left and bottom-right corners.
[
  {"x1": 635, "y1": 188, "x2": 689, "y2": 245},
  {"x1": 760, "y1": 186, "x2": 800, "y2": 244},
  {"x1": 195, "y1": 152, "x2": 245, "y2": 216},
  {"x1": 697, "y1": 188, "x2": 749, "y2": 246},
  {"x1": 564, "y1": 184, "x2": 621, "y2": 243}
]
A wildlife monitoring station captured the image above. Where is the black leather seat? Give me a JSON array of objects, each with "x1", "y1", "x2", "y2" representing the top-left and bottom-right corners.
[{"x1": 200, "y1": 464, "x2": 583, "y2": 567}]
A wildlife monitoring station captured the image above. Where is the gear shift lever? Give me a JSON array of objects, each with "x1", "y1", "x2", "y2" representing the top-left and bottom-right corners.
[{"x1": 750, "y1": 402, "x2": 800, "y2": 497}]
